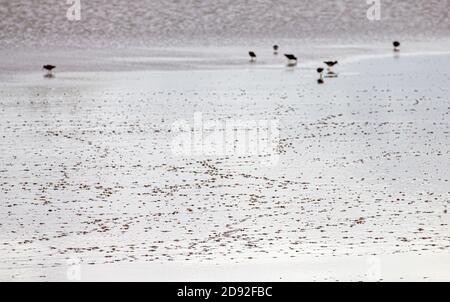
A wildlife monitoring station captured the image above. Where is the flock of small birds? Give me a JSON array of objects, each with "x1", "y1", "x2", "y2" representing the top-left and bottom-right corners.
[
  {"x1": 2, "y1": 39, "x2": 449, "y2": 281},
  {"x1": 248, "y1": 45, "x2": 334, "y2": 81},
  {"x1": 247, "y1": 42, "x2": 402, "y2": 85},
  {"x1": 42, "y1": 42, "x2": 401, "y2": 83}
]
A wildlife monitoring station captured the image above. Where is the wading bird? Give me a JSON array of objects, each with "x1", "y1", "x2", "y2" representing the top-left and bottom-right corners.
[
  {"x1": 273, "y1": 45, "x2": 279, "y2": 54},
  {"x1": 324, "y1": 61, "x2": 338, "y2": 72},
  {"x1": 284, "y1": 54, "x2": 297, "y2": 66},
  {"x1": 43, "y1": 64, "x2": 56, "y2": 77},
  {"x1": 317, "y1": 67, "x2": 324, "y2": 78},
  {"x1": 317, "y1": 68, "x2": 324, "y2": 84},
  {"x1": 393, "y1": 41, "x2": 400, "y2": 52}
]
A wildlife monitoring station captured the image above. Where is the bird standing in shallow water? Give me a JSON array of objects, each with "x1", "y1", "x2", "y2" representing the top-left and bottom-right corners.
[
  {"x1": 317, "y1": 67, "x2": 324, "y2": 78},
  {"x1": 43, "y1": 65, "x2": 56, "y2": 77},
  {"x1": 324, "y1": 61, "x2": 338, "y2": 72},
  {"x1": 273, "y1": 45, "x2": 279, "y2": 55},
  {"x1": 393, "y1": 41, "x2": 400, "y2": 52},
  {"x1": 317, "y1": 68, "x2": 324, "y2": 84},
  {"x1": 249, "y1": 51, "x2": 256, "y2": 62},
  {"x1": 284, "y1": 54, "x2": 297, "y2": 66}
]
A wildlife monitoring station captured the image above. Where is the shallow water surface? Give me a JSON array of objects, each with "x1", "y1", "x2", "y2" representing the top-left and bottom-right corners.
[{"x1": 0, "y1": 53, "x2": 449, "y2": 281}]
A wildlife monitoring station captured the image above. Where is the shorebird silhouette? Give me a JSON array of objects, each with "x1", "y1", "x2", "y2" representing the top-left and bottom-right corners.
[
  {"x1": 249, "y1": 51, "x2": 256, "y2": 62},
  {"x1": 324, "y1": 61, "x2": 338, "y2": 72},
  {"x1": 317, "y1": 67, "x2": 324, "y2": 77},
  {"x1": 317, "y1": 68, "x2": 324, "y2": 84},
  {"x1": 284, "y1": 54, "x2": 297, "y2": 66},
  {"x1": 273, "y1": 45, "x2": 279, "y2": 54},
  {"x1": 393, "y1": 41, "x2": 400, "y2": 52},
  {"x1": 43, "y1": 65, "x2": 56, "y2": 77}
]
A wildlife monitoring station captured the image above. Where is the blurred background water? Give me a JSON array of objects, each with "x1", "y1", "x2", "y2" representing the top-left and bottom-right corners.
[
  {"x1": 0, "y1": 0, "x2": 449, "y2": 73},
  {"x1": 1, "y1": 0, "x2": 449, "y2": 48}
]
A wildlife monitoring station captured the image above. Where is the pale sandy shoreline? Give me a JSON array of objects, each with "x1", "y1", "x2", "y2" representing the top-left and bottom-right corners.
[{"x1": 1, "y1": 51, "x2": 449, "y2": 281}]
